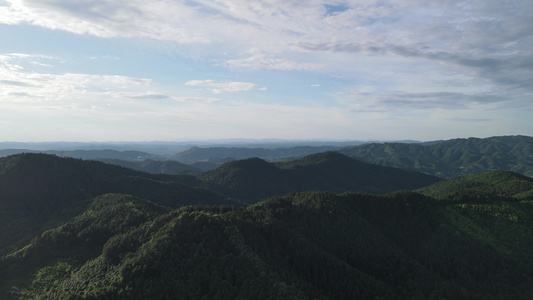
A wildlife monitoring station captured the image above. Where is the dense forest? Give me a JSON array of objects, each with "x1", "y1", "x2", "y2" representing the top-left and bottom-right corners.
[
  {"x1": 1, "y1": 144, "x2": 533, "y2": 299},
  {"x1": 197, "y1": 152, "x2": 441, "y2": 203},
  {"x1": 339, "y1": 135, "x2": 533, "y2": 178}
]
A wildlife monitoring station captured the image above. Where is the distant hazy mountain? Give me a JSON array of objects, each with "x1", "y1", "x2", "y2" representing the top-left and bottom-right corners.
[
  {"x1": 0, "y1": 149, "x2": 163, "y2": 161},
  {"x1": 96, "y1": 158, "x2": 201, "y2": 174},
  {"x1": 5, "y1": 135, "x2": 532, "y2": 179},
  {"x1": 0, "y1": 141, "x2": 193, "y2": 156},
  {"x1": 171, "y1": 146, "x2": 341, "y2": 163},
  {"x1": 339, "y1": 135, "x2": 533, "y2": 178},
  {"x1": 0, "y1": 140, "x2": 368, "y2": 157}
]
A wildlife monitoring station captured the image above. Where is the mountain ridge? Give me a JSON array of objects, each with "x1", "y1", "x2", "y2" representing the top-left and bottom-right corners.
[
  {"x1": 339, "y1": 135, "x2": 533, "y2": 178},
  {"x1": 198, "y1": 151, "x2": 442, "y2": 202},
  {"x1": 0, "y1": 153, "x2": 231, "y2": 256},
  {"x1": 3, "y1": 135, "x2": 532, "y2": 178},
  {"x1": 1, "y1": 141, "x2": 533, "y2": 299}
]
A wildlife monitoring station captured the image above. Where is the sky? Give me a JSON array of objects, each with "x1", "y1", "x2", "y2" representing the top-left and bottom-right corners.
[{"x1": 1, "y1": 0, "x2": 532, "y2": 142}]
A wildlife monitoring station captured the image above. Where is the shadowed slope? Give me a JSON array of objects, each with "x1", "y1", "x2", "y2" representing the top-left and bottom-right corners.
[
  {"x1": 198, "y1": 152, "x2": 442, "y2": 203},
  {"x1": 0, "y1": 153, "x2": 231, "y2": 256}
]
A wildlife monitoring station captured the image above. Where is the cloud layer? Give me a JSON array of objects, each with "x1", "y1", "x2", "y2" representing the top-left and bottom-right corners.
[
  {"x1": 185, "y1": 80, "x2": 266, "y2": 94},
  {"x1": 1, "y1": 1, "x2": 532, "y2": 141}
]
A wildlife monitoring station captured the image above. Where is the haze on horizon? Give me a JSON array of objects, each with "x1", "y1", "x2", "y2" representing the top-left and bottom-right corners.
[{"x1": 1, "y1": 1, "x2": 532, "y2": 142}]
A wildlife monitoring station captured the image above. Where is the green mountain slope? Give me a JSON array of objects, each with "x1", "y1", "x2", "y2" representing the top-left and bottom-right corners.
[
  {"x1": 0, "y1": 193, "x2": 170, "y2": 299},
  {"x1": 0, "y1": 153, "x2": 232, "y2": 256},
  {"x1": 2, "y1": 152, "x2": 533, "y2": 299},
  {"x1": 278, "y1": 151, "x2": 441, "y2": 193},
  {"x1": 2, "y1": 192, "x2": 533, "y2": 299},
  {"x1": 418, "y1": 170, "x2": 533, "y2": 202},
  {"x1": 339, "y1": 135, "x2": 533, "y2": 178},
  {"x1": 198, "y1": 157, "x2": 287, "y2": 201},
  {"x1": 197, "y1": 152, "x2": 442, "y2": 202}
]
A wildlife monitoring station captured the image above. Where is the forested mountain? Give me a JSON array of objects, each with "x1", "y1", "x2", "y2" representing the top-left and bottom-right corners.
[
  {"x1": 0, "y1": 153, "x2": 231, "y2": 256},
  {"x1": 1, "y1": 151, "x2": 533, "y2": 299},
  {"x1": 135, "y1": 135, "x2": 533, "y2": 177},
  {"x1": 2, "y1": 191, "x2": 533, "y2": 299},
  {"x1": 339, "y1": 135, "x2": 533, "y2": 178},
  {"x1": 0, "y1": 152, "x2": 438, "y2": 255},
  {"x1": 197, "y1": 152, "x2": 441, "y2": 202},
  {"x1": 4, "y1": 136, "x2": 532, "y2": 178}
]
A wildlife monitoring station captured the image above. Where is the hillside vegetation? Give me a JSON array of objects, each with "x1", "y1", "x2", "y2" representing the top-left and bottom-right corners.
[
  {"x1": 418, "y1": 170, "x2": 533, "y2": 202},
  {"x1": 339, "y1": 135, "x2": 533, "y2": 178},
  {"x1": 197, "y1": 152, "x2": 441, "y2": 202},
  {"x1": 2, "y1": 191, "x2": 533, "y2": 299},
  {"x1": 0, "y1": 153, "x2": 231, "y2": 256},
  {"x1": 1, "y1": 151, "x2": 533, "y2": 299}
]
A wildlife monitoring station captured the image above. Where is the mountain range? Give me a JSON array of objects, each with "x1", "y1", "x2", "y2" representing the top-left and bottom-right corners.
[
  {"x1": 1, "y1": 136, "x2": 533, "y2": 299},
  {"x1": 0, "y1": 153, "x2": 230, "y2": 257},
  {"x1": 171, "y1": 146, "x2": 341, "y2": 164},
  {"x1": 339, "y1": 135, "x2": 533, "y2": 178},
  {"x1": 3, "y1": 136, "x2": 533, "y2": 178},
  {"x1": 197, "y1": 152, "x2": 441, "y2": 203}
]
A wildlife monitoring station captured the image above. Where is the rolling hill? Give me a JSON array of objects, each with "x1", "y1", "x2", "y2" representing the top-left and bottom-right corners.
[
  {"x1": 0, "y1": 153, "x2": 232, "y2": 257},
  {"x1": 0, "y1": 151, "x2": 439, "y2": 256},
  {"x1": 197, "y1": 152, "x2": 442, "y2": 203},
  {"x1": 277, "y1": 151, "x2": 441, "y2": 193}
]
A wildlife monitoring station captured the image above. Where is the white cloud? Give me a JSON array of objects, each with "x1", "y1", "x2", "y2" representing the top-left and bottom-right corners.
[
  {"x1": 1, "y1": 53, "x2": 157, "y2": 108},
  {"x1": 185, "y1": 79, "x2": 266, "y2": 93},
  {"x1": 2, "y1": 1, "x2": 533, "y2": 140},
  {"x1": 3, "y1": 1, "x2": 532, "y2": 85},
  {"x1": 0, "y1": 53, "x2": 224, "y2": 117},
  {"x1": 0, "y1": 54, "x2": 23, "y2": 71},
  {"x1": 90, "y1": 55, "x2": 120, "y2": 60},
  {"x1": 29, "y1": 61, "x2": 52, "y2": 67},
  {"x1": 114, "y1": 92, "x2": 169, "y2": 100},
  {"x1": 109, "y1": 93, "x2": 219, "y2": 103},
  {"x1": 2, "y1": 0, "x2": 212, "y2": 42},
  {"x1": 172, "y1": 96, "x2": 220, "y2": 104},
  {"x1": 222, "y1": 49, "x2": 325, "y2": 71},
  {"x1": 1, "y1": 53, "x2": 56, "y2": 71}
]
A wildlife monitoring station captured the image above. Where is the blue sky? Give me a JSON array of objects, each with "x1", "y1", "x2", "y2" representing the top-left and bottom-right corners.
[{"x1": 1, "y1": 0, "x2": 532, "y2": 142}]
